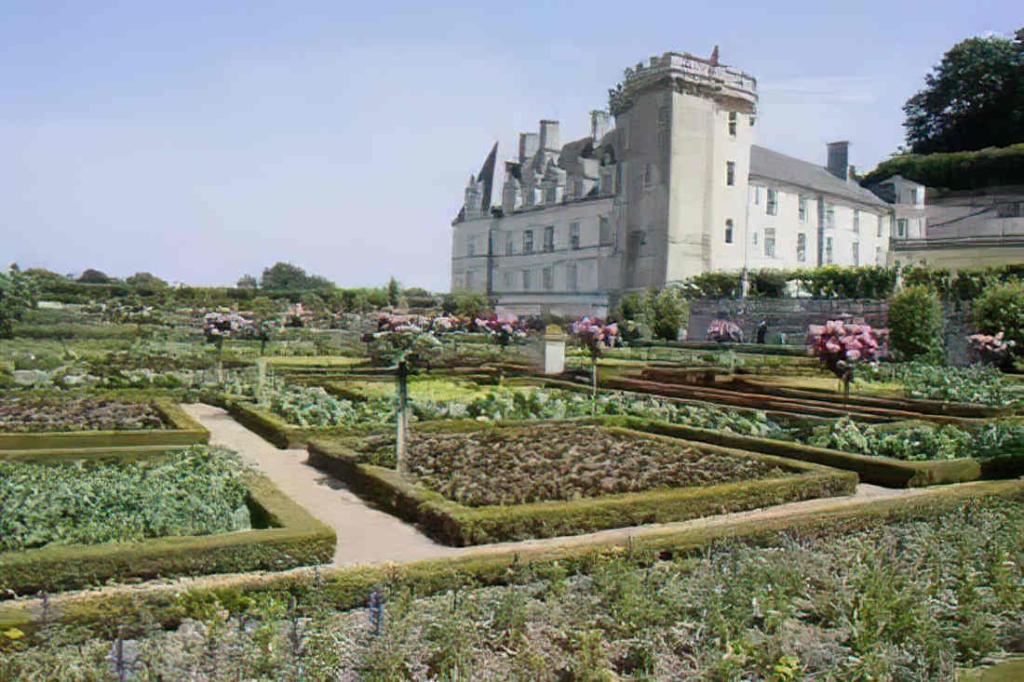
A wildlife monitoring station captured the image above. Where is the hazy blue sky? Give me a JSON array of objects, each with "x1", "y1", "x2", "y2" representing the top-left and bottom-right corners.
[{"x1": 2, "y1": 1, "x2": 1019, "y2": 290}]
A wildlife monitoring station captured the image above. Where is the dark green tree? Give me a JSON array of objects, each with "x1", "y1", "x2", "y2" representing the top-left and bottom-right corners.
[
  {"x1": 125, "y1": 272, "x2": 168, "y2": 289},
  {"x1": 78, "y1": 268, "x2": 112, "y2": 284},
  {"x1": 903, "y1": 28, "x2": 1024, "y2": 153},
  {"x1": 259, "y1": 262, "x2": 309, "y2": 290},
  {"x1": 386, "y1": 276, "x2": 401, "y2": 307},
  {"x1": 236, "y1": 274, "x2": 258, "y2": 289},
  {"x1": 0, "y1": 265, "x2": 38, "y2": 338}
]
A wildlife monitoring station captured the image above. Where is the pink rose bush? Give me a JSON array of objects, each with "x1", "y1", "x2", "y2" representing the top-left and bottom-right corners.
[
  {"x1": 968, "y1": 331, "x2": 1015, "y2": 368},
  {"x1": 474, "y1": 314, "x2": 529, "y2": 347},
  {"x1": 571, "y1": 317, "x2": 620, "y2": 358},
  {"x1": 707, "y1": 319, "x2": 744, "y2": 343},
  {"x1": 806, "y1": 320, "x2": 885, "y2": 381}
]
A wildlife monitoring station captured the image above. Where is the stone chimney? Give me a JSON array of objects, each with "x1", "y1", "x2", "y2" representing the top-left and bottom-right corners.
[
  {"x1": 827, "y1": 141, "x2": 850, "y2": 181},
  {"x1": 590, "y1": 110, "x2": 610, "y2": 141},
  {"x1": 518, "y1": 133, "x2": 539, "y2": 164},
  {"x1": 539, "y1": 120, "x2": 560, "y2": 152}
]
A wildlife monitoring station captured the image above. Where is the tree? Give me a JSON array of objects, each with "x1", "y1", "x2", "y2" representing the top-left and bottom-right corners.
[
  {"x1": 125, "y1": 272, "x2": 168, "y2": 289},
  {"x1": 974, "y1": 281, "x2": 1024, "y2": 353},
  {"x1": 648, "y1": 288, "x2": 689, "y2": 341},
  {"x1": 386, "y1": 276, "x2": 401, "y2": 308},
  {"x1": 903, "y1": 28, "x2": 1024, "y2": 153},
  {"x1": 78, "y1": 268, "x2": 112, "y2": 284},
  {"x1": 0, "y1": 265, "x2": 38, "y2": 338},
  {"x1": 888, "y1": 285, "x2": 944, "y2": 362},
  {"x1": 442, "y1": 291, "x2": 489, "y2": 318},
  {"x1": 259, "y1": 262, "x2": 309, "y2": 290},
  {"x1": 236, "y1": 274, "x2": 258, "y2": 290}
]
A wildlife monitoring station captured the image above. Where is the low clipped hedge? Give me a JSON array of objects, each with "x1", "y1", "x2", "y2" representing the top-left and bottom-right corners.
[
  {"x1": 0, "y1": 399, "x2": 209, "y2": 453},
  {"x1": 0, "y1": 465, "x2": 335, "y2": 595},
  {"x1": 616, "y1": 417, "x2": 983, "y2": 488},
  {"x1": 307, "y1": 420, "x2": 857, "y2": 546},
  {"x1": 6, "y1": 478, "x2": 1020, "y2": 640}
]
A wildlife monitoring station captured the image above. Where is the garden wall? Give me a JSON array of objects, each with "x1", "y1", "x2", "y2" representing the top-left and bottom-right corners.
[{"x1": 686, "y1": 298, "x2": 975, "y2": 364}]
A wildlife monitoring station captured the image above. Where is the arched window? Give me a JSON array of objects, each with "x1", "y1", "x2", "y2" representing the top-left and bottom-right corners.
[{"x1": 725, "y1": 219, "x2": 734, "y2": 244}]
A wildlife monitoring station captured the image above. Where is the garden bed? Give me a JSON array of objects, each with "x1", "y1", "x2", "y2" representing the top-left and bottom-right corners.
[
  {"x1": 307, "y1": 420, "x2": 856, "y2": 545},
  {"x1": 0, "y1": 446, "x2": 334, "y2": 595},
  {"x1": 0, "y1": 396, "x2": 208, "y2": 452}
]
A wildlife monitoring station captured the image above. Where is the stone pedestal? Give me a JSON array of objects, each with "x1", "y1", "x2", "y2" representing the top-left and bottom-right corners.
[{"x1": 543, "y1": 325, "x2": 567, "y2": 375}]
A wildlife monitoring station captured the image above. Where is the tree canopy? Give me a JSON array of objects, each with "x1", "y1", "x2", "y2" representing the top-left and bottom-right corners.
[
  {"x1": 258, "y1": 262, "x2": 334, "y2": 290},
  {"x1": 125, "y1": 272, "x2": 168, "y2": 289},
  {"x1": 903, "y1": 28, "x2": 1024, "y2": 153},
  {"x1": 78, "y1": 268, "x2": 113, "y2": 284},
  {"x1": 0, "y1": 265, "x2": 38, "y2": 338}
]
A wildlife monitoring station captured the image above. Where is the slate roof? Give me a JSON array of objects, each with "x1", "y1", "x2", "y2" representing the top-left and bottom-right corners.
[{"x1": 750, "y1": 145, "x2": 888, "y2": 207}]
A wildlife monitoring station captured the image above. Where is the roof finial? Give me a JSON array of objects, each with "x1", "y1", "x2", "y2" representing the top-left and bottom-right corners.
[{"x1": 709, "y1": 45, "x2": 719, "y2": 66}]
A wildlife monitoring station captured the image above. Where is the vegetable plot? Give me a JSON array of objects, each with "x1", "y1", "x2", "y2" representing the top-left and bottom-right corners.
[
  {"x1": 0, "y1": 396, "x2": 168, "y2": 433},
  {"x1": 355, "y1": 424, "x2": 788, "y2": 506},
  {"x1": 0, "y1": 446, "x2": 251, "y2": 552}
]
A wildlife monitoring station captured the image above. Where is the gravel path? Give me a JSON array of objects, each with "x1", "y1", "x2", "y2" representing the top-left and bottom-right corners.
[
  {"x1": 182, "y1": 403, "x2": 460, "y2": 565},
  {"x1": 183, "y1": 403, "x2": 915, "y2": 568}
]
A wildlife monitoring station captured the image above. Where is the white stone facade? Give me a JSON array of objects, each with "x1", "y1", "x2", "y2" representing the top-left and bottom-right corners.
[{"x1": 451, "y1": 49, "x2": 893, "y2": 315}]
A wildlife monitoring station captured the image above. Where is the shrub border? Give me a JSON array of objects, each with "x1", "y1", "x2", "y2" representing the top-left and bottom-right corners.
[
  {"x1": 0, "y1": 398, "x2": 209, "y2": 453},
  {"x1": 0, "y1": 461, "x2": 335, "y2": 596},
  {"x1": 307, "y1": 419, "x2": 857, "y2": 546},
  {"x1": 3, "y1": 478, "x2": 1020, "y2": 639}
]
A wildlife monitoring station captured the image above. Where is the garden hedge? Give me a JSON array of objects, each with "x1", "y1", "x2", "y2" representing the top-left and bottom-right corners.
[
  {"x1": 0, "y1": 398, "x2": 209, "y2": 453},
  {"x1": 0, "y1": 467, "x2": 335, "y2": 596},
  {"x1": 307, "y1": 421, "x2": 857, "y2": 546},
  {"x1": 4, "y1": 478, "x2": 1021, "y2": 640},
  {"x1": 614, "y1": 417, "x2": 983, "y2": 487}
]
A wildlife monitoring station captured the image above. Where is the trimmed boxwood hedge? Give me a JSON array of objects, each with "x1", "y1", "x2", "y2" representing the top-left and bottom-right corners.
[
  {"x1": 307, "y1": 420, "x2": 857, "y2": 546},
  {"x1": 4, "y1": 478, "x2": 1020, "y2": 640},
  {"x1": 0, "y1": 464, "x2": 335, "y2": 596},
  {"x1": 0, "y1": 399, "x2": 209, "y2": 453}
]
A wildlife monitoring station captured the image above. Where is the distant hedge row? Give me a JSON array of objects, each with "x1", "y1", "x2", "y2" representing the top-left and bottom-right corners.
[
  {"x1": 861, "y1": 144, "x2": 1024, "y2": 190},
  {"x1": 676, "y1": 264, "x2": 1024, "y2": 302}
]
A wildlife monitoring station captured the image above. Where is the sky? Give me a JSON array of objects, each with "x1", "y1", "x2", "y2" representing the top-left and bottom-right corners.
[{"x1": 2, "y1": 1, "x2": 1020, "y2": 291}]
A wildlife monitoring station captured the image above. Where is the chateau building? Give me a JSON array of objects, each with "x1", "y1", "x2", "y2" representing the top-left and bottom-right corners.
[{"x1": 451, "y1": 49, "x2": 892, "y2": 316}]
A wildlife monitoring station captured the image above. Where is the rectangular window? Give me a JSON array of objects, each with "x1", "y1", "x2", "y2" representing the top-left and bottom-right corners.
[
  {"x1": 725, "y1": 219, "x2": 734, "y2": 244},
  {"x1": 466, "y1": 238, "x2": 475, "y2": 257},
  {"x1": 542, "y1": 266, "x2": 553, "y2": 290},
  {"x1": 505, "y1": 235, "x2": 515, "y2": 256},
  {"x1": 798, "y1": 196, "x2": 807, "y2": 222},
  {"x1": 569, "y1": 222, "x2": 581, "y2": 250},
  {"x1": 573, "y1": 178, "x2": 583, "y2": 198},
  {"x1": 752, "y1": 231, "x2": 759, "y2": 246},
  {"x1": 766, "y1": 188, "x2": 778, "y2": 216},
  {"x1": 877, "y1": 215, "x2": 883, "y2": 238},
  {"x1": 600, "y1": 171, "x2": 611, "y2": 194},
  {"x1": 522, "y1": 269, "x2": 531, "y2": 290},
  {"x1": 726, "y1": 161, "x2": 735, "y2": 186},
  {"x1": 545, "y1": 186, "x2": 557, "y2": 204},
  {"x1": 728, "y1": 111, "x2": 737, "y2": 136},
  {"x1": 997, "y1": 202, "x2": 1023, "y2": 218},
  {"x1": 523, "y1": 229, "x2": 534, "y2": 254},
  {"x1": 543, "y1": 225, "x2": 555, "y2": 252},
  {"x1": 825, "y1": 205, "x2": 836, "y2": 229},
  {"x1": 502, "y1": 270, "x2": 514, "y2": 287},
  {"x1": 643, "y1": 163, "x2": 654, "y2": 188},
  {"x1": 797, "y1": 233, "x2": 807, "y2": 262},
  {"x1": 875, "y1": 246, "x2": 882, "y2": 265},
  {"x1": 764, "y1": 228, "x2": 776, "y2": 257},
  {"x1": 897, "y1": 218, "x2": 908, "y2": 238},
  {"x1": 566, "y1": 262, "x2": 578, "y2": 292},
  {"x1": 852, "y1": 241, "x2": 860, "y2": 266},
  {"x1": 658, "y1": 105, "x2": 670, "y2": 126},
  {"x1": 853, "y1": 209, "x2": 860, "y2": 234},
  {"x1": 599, "y1": 216, "x2": 611, "y2": 244},
  {"x1": 753, "y1": 186, "x2": 761, "y2": 205},
  {"x1": 825, "y1": 237, "x2": 834, "y2": 264}
]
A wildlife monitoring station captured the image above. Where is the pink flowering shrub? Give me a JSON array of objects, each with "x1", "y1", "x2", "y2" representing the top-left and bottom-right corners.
[
  {"x1": 203, "y1": 311, "x2": 253, "y2": 344},
  {"x1": 806, "y1": 320, "x2": 885, "y2": 381},
  {"x1": 474, "y1": 314, "x2": 529, "y2": 347},
  {"x1": 968, "y1": 331, "x2": 1015, "y2": 368},
  {"x1": 571, "y1": 317, "x2": 620, "y2": 358},
  {"x1": 707, "y1": 319, "x2": 744, "y2": 343}
]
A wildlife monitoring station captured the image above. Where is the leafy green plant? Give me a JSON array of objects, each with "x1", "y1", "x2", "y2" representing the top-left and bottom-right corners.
[
  {"x1": 974, "y1": 280, "x2": 1024, "y2": 351},
  {"x1": 0, "y1": 446, "x2": 250, "y2": 552}
]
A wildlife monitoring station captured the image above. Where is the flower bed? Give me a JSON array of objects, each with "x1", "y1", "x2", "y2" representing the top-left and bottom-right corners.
[
  {"x1": 307, "y1": 420, "x2": 855, "y2": 545},
  {"x1": 0, "y1": 395, "x2": 167, "y2": 432}
]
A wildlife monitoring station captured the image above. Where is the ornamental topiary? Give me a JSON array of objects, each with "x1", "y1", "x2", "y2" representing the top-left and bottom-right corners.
[
  {"x1": 887, "y1": 285, "x2": 944, "y2": 362},
  {"x1": 974, "y1": 280, "x2": 1024, "y2": 354}
]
